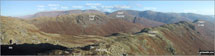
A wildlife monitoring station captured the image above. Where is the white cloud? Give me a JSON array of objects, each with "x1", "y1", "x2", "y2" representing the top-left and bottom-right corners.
[
  {"x1": 48, "y1": 4, "x2": 60, "y2": 7},
  {"x1": 119, "y1": 5, "x2": 130, "y2": 9},
  {"x1": 84, "y1": 3, "x2": 131, "y2": 12},
  {"x1": 86, "y1": 3, "x2": 101, "y2": 6},
  {"x1": 101, "y1": 6, "x2": 114, "y2": 8},
  {"x1": 90, "y1": 6, "x2": 99, "y2": 10},
  {"x1": 61, "y1": 6, "x2": 69, "y2": 10},
  {"x1": 72, "y1": 6, "x2": 83, "y2": 9},
  {"x1": 37, "y1": 5, "x2": 45, "y2": 8},
  {"x1": 85, "y1": 4, "x2": 131, "y2": 12},
  {"x1": 36, "y1": 5, "x2": 46, "y2": 11},
  {"x1": 85, "y1": 3, "x2": 102, "y2": 10},
  {"x1": 112, "y1": 5, "x2": 130, "y2": 10},
  {"x1": 41, "y1": 3, "x2": 131, "y2": 12}
]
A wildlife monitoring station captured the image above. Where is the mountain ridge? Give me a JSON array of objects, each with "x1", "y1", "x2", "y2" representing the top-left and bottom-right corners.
[
  {"x1": 1, "y1": 16, "x2": 213, "y2": 55},
  {"x1": 19, "y1": 10, "x2": 214, "y2": 22}
]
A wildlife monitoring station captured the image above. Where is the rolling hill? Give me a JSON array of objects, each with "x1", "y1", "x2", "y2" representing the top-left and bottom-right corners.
[
  {"x1": 108, "y1": 10, "x2": 214, "y2": 24},
  {"x1": 1, "y1": 16, "x2": 213, "y2": 55},
  {"x1": 27, "y1": 12, "x2": 144, "y2": 36},
  {"x1": 1, "y1": 9, "x2": 214, "y2": 55}
]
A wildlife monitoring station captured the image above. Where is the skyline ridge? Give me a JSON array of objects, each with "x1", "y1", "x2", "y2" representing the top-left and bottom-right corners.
[{"x1": 1, "y1": 1, "x2": 214, "y2": 16}]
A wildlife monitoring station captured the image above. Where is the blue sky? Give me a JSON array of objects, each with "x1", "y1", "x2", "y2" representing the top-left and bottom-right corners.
[{"x1": 1, "y1": 1, "x2": 214, "y2": 17}]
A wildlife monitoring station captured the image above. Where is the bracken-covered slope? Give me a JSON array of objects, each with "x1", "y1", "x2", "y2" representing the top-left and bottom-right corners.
[
  {"x1": 21, "y1": 10, "x2": 165, "y2": 28},
  {"x1": 193, "y1": 20, "x2": 214, "y2": 45},
  {"x1": 39, "y1": 21, "x2": 214, "y2": 55},
  {"x1": 1, "y1": 16, "x2": 213, "y2": 55},
  {"x1": 28, "y1": 13, "x2": 144, "y2": 36},
  {"x1": 0, "y1": 16, "x2": 110, "y2": 48}
]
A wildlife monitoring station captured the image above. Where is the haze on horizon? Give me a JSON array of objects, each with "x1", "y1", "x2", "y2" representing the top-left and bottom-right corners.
[{"x1": 1, "y1": 1, "x2": 214, "y2": 17}]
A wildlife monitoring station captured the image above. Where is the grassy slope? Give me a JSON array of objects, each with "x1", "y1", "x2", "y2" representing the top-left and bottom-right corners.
[{"x1": 0, "y1": 16, "x2": 213, "y2": 55}]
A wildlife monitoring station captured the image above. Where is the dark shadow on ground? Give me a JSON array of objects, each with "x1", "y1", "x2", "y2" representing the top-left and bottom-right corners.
[{"x1": 1, "y1": 43, "x2": 68, "y2": 55}]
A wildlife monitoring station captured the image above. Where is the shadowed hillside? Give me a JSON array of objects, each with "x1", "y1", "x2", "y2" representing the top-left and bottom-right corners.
[{"x1": 1, "y1": 43, "x2": 67, "y2": 55}]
